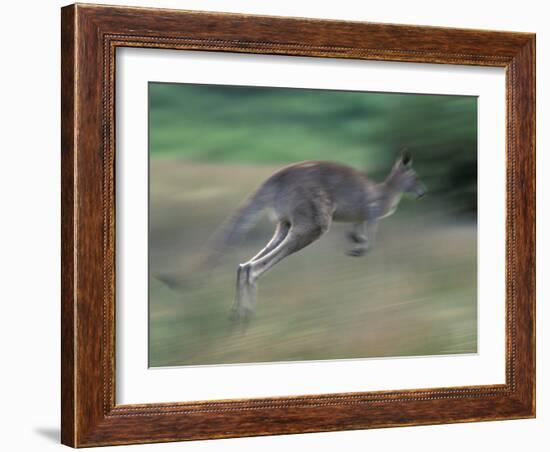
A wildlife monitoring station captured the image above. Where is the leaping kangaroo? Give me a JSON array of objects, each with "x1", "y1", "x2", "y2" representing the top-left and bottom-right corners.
[{"x1": 209, "y1": 151, "x2": 426, "y2": 320}]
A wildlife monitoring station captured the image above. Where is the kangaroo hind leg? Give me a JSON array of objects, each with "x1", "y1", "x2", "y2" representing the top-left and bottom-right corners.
[
  {"x1": 232, "y1": 221, "x2": 290, "y2": 320},
  {"x1": 232, "y1": 216, "x2": 330, "y2": 321},
  {"x1": 247, "y1": 218, "x2": 331, "y2": 286},
  {"x1": 232, "y1": 194, "x2": 332, "y2": 321},
  {"x1": 250, "y1": 221, "x2": 291, "y2": 262}
]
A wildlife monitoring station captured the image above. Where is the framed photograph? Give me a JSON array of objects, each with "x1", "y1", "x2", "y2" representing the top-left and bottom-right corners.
[{"x1": 61, "y1": 3, "x2": 535, "y2": 447}]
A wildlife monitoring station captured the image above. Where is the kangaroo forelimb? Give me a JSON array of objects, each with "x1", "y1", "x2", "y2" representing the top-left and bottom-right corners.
[{"x1": 346, "y1": 221, "x2": 378, "y2": 257}]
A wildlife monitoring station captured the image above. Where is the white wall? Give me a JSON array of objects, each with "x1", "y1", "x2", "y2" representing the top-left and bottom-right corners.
[{"x1": 1, "y1": 1, "x2": 546, "y2": 450}]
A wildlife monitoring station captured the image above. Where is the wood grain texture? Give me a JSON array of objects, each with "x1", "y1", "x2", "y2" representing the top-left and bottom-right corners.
[
  {"x1": 60, "y1": 3, "x2": 536, "y2": 447},
  {"x1": 60, "y1": 5, "x2": 76, "y2": 446}
]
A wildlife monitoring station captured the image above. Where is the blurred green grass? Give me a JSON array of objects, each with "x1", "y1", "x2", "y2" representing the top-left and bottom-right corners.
[
  {"x1": 148, "y1": 161, "x2": 477, "y2": 367},
  {"x1": 149, "y1": 83, "x2": 476, "y2": 164},
  {"x1": 148, "y1": 83, "x2": 478, "y2": 367}
]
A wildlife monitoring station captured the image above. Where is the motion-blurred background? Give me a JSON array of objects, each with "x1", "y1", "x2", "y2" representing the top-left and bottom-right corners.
[{"x1": 148, "y1": 82, "x2": 477, "y2": 367}]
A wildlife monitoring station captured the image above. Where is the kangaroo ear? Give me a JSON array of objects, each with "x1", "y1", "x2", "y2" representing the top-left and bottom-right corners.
[{"x1": 401, "y1": 150, "x2": 412, "y2": 167}]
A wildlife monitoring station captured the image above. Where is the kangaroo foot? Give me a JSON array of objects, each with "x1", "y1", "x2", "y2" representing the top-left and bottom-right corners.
[
  {"x1": 231, "y1": 264, "x2": 258, "y2": 321},
  {"x1": 346, "y1": 246, "x2": 370, "y2": 257},
  {"x1": 346, "y1": 230, "x2": 367, "y2": 244},
  {"x1": 229, "y1": 304, "x2": 254, "y2": 321},
  {"x1": 228, "y1": 308, "x2": 253, "y2": 336},
  {"x1": 229, "y1": 290, "x2": 255, "y2": 335}
]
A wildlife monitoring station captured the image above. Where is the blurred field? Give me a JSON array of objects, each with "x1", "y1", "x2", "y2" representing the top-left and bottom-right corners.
[
  {"x1": 148, "y1": 159, "x2": 477, "y2": 367},
  {"x1": 149, "y1": 82, "x2": 478, "y2": 214},
  {"x1": 148, "y1": 82, "x2": 478, "y2": 367}
]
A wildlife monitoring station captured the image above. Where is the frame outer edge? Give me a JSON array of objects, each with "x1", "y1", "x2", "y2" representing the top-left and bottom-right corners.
[
  {"x1": 60, "y1": 3, "x2": 536, "y2": 447},
  {"x1": 530, "y1": 35, "x2": 536, "y2": 417},
  {"x1": 514, "y1": 35, "x2": 536, "y2": 416},
  {"x1": 61, "y1": 4, "x2": 77, "y2": 448}
]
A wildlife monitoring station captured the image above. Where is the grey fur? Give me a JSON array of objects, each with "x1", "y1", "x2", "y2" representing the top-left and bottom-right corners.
[{"x1": 222, "y1": 152, "x2": 426, "y2": 320}]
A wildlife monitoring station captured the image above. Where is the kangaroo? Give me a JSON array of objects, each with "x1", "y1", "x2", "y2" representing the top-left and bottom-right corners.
[{"x1": 212, "y1": 151, "x2": 426, "y2": 320}]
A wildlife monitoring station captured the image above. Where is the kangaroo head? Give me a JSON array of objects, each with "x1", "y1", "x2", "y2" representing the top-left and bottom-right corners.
[{"x1": 388, "y1": 151, "x2": 426, "y2": 198}]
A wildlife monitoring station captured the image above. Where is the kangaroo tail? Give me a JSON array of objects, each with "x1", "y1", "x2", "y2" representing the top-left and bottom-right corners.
[
  {"x1": 154, "y1": 185, "x2": 271, "y2": 291},
  {"x1": 195, "y1": 184, "x2": 272, "y2": 268}
]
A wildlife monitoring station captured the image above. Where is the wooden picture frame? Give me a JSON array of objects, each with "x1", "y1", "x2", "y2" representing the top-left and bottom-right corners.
[{"x1": 61, "y1": 3, "x2": 535, "y2": 447}]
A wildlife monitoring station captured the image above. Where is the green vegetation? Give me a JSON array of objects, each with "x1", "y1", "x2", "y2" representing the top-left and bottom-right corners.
[
  {"x1": 150, "y1": 82, "x2": 477, "y2": 213},
  {"x1": 148, "y1": 83, "x2": 478, "y2": 367}
]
